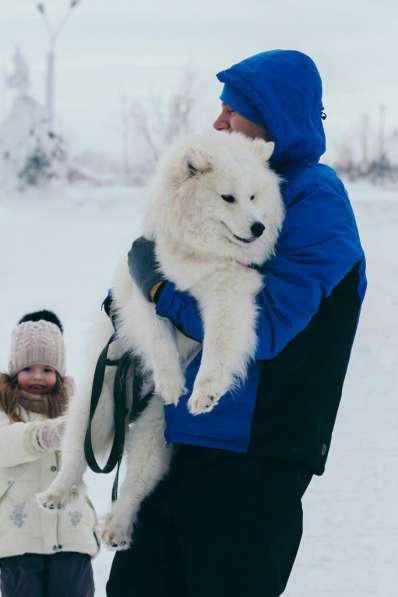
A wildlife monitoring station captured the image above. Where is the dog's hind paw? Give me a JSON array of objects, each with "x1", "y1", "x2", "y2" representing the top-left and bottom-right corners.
[
  {"x1": 98, "y1": 513, "x2": 132, "y2": 551},
  {"x1": 36, "y1": 484, "x2": 78, "y2": 511}
]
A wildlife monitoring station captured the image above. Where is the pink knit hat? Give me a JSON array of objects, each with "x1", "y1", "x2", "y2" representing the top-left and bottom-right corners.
[{"x1": 8, "y1": 314, "x2": 65, "y2": 376}]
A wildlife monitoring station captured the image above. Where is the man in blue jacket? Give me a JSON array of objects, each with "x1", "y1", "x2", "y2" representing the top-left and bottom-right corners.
[{"x1": 107, "y1": 50, "x2": 366, "y2": 597}]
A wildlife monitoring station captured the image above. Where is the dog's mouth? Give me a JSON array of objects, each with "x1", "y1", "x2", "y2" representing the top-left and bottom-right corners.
[
  {"x1": 220, "y1": 222, "x2": 257, "y2": 244},
  {"x1": 233, "y1": 233, "x2": 256, "y2": 244}
]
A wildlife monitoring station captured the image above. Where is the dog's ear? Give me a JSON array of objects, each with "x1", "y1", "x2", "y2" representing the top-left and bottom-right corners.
[
  {"x1": 252, "y1": 139, "x2": 275, "y2": 163},
  {"x1": 184, "y1": 148, "x2": 213, "y2": 177}
]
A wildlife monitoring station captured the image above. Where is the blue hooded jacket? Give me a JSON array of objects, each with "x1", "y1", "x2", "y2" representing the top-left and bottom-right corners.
[{"x1": 155, "y1": 50, "x2": 367, "y2": 454}]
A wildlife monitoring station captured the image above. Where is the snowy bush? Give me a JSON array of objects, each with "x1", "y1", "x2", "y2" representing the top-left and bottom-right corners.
[{"x1": 0, "y1": 95, "x2": 67, "y2": 190}]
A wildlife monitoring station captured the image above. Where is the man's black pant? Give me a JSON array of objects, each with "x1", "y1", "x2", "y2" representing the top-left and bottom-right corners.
[{"x1": 106, "y1": 444, "x2": 312, "y2": 597}]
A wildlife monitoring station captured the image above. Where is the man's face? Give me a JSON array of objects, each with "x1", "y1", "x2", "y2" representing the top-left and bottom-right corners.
[{"x1": 213, "y1": 103, "x2": 270, "y2": 140}]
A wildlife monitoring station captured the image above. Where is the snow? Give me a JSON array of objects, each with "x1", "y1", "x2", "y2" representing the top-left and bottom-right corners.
[{"x1": 0, "y1": 180, "x2": 397, "y2": 596}]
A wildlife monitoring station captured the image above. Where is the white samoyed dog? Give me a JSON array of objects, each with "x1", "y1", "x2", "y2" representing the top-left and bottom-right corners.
[{"x1": 37, "y1": 131, "x2": 284, "y2": 549}]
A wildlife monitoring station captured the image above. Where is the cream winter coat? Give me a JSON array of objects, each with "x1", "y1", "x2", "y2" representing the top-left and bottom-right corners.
[{"x1": 0, "y1": 406, "x2": 99, "y2": 559}]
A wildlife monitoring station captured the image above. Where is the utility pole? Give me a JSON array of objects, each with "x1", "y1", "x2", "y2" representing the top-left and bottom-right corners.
[
  {"x1": 1, "y1": 63, "x2": 7, "y2": 120},
  {"x1": 123, "y1": 98, "x2": 131, "y2": 181},
  {"x1": 361, "y1": 113, "x2": 370, "y2": 174},
  {"x1": 378, "y1": 104, "x2": 386, "y2": 162},
  {"x1": 36, "y1": 1, "x2": 82, "y2": 127}
]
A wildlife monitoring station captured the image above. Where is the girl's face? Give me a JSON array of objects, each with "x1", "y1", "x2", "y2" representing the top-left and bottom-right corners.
[{"x1": 17, "y1": 364, "x2": 57, "y2": 395}]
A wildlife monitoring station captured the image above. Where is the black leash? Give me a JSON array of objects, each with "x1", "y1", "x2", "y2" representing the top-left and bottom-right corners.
[
  {"x1": 84, "y1": 331, "x2": 153, "y2": 501},
  {"x1": 84, "y1": 333, "x2": 126, "y2": 501},
  {"x1": 84, "y1": 291, "x2": 153, "y2": 501}
]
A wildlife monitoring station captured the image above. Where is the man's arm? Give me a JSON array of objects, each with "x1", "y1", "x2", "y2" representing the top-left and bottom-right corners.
[
  {"x1": 153, "y1": 187, "x2": 366, "y2": 358},
  {"x1": 128, "y1": 238, "x2": 164, "y2": 301}
]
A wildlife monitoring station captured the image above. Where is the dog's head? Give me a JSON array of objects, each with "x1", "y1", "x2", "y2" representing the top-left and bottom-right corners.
[{"x1": 151, "y1": 131, "x2": 284, "y2": 265}]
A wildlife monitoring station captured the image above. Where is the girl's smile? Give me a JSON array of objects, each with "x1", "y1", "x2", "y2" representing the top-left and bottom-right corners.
[{"x1": 17, "y1": 364, "x2": 57, "y2": 395}]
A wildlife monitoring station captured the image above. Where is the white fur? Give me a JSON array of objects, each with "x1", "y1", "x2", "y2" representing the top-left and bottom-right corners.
[{"x1": 37, "y1": 131, "x2": 284, "y2": 549}]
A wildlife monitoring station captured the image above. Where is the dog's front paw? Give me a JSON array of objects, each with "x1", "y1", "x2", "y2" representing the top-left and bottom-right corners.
[
  {"x1": 188, "y1": 375, "x2": 231, "y2": 415},
  {"x1": 187, "y1": 379, "x2": 223, "y2": 415},
  {"x1": 36, "y1": 484, "x2": 78, "y2": 511},
  {"x1": 99, "y1": 512, "x2": 132, "y2": 551},
  {"x1": 188, "y1": 390, "x2": 220, "y2": 415},
  {"x1": 155, "y1": 372, "x2": 186, "y2": 406}
]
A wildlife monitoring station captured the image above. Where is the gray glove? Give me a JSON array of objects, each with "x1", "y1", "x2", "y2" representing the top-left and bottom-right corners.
[
  {"x1": 36, "y1": 416, "x2": 66, "y2": 451},
  {"x1": 128, "y1": 237, "x2": 164, "y2": 301}
]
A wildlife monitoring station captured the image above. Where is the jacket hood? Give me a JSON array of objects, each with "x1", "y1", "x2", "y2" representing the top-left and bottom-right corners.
[{"x1": 217, "y1": 50, "x2": 326, "y2": 173}]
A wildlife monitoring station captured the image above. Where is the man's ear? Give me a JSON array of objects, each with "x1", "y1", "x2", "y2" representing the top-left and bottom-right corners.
[
  {"x1": 252, "y1": 139, "x2": 275, "y2": 163},
  {"x1": 184, "y1": 148, "x2": 213, "y2": 177}
]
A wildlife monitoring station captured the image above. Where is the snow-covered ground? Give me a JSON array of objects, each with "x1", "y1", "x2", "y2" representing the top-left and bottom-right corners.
[{"x1": 0, "y1": 180, "x2": 397, "y2": 596}]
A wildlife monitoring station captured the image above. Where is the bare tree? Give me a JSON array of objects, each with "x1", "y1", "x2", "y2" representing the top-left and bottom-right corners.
[
  {"x1": 333, "y1": 111, "x2": 398, "y2": 187},
  {"x1": 334, "y1": 141, "x2": 358, "y2": 181},
  {"x1": 126, "y1": 70, "x2": 196, "y2": 183}
]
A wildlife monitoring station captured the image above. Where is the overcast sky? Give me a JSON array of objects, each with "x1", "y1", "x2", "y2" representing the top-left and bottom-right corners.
[{"x1": 1, "y1": 0, "x2": 397, "y2": 161}]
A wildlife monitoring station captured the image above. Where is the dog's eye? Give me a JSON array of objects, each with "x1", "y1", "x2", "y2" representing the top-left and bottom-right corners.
[
  {"x1": 250, "y1": 195, "x2": 255, "y2": 201},
  {"x1": 221, "y1": 194, "x2": 236, "y2": 204}
]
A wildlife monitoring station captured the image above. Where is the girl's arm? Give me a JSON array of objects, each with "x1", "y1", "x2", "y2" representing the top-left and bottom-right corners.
[{"x1": 0, "y1": 412, "x2": 46, "y2": 467}]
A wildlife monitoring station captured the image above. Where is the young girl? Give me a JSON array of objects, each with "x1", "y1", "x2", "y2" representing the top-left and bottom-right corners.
[{"x1": 0, "y1": 310, "x2": 99, "y2": 597}]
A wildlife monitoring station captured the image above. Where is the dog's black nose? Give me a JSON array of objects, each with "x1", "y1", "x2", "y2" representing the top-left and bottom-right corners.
[{"x1": 251, "y1": 222, "x2": 265, "y2": 238}]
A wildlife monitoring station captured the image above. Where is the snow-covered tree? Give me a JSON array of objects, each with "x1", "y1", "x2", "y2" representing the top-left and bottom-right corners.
[
  {"x1": 0, "y1": 50, "x2": 67, "y2": 189},
  {"x1": 7, "y1": 47, "x2": 30, "y2": 96}
]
